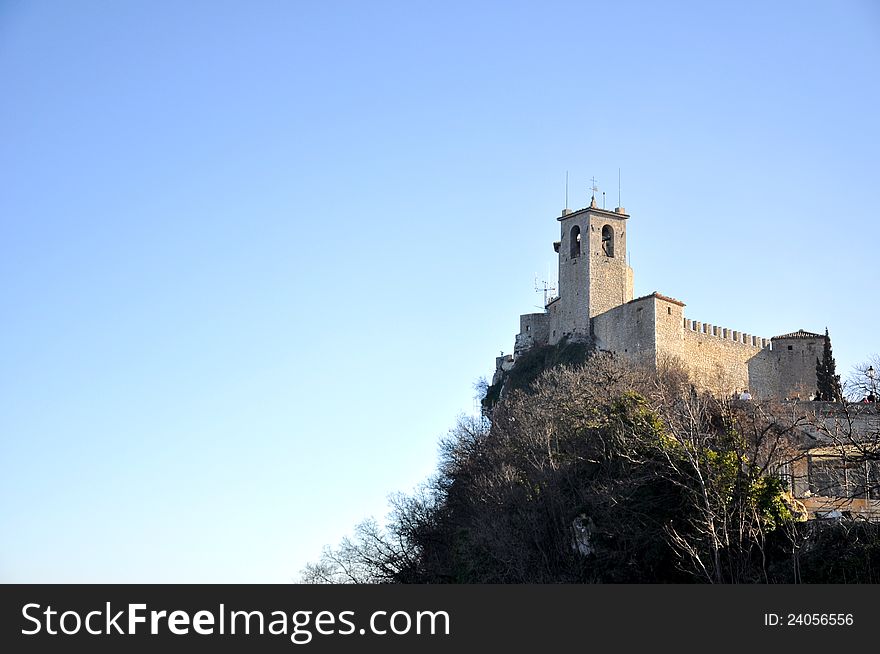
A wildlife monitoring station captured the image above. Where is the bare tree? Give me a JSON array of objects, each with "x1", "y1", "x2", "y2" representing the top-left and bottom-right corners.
[
  {"x1": 791, "y1": 394, "x2": 880, "y2": 519},
  {"x1": 300, "y1": 519, "x2": 403, "y2": 584},
  {"x1": 846, "y1": 354, "x2": 880, "y2": 402}
]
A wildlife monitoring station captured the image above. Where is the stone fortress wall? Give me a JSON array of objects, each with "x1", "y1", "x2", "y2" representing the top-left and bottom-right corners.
[
  {"x1": 591, "y1": 294, "x2": 656, "y2": 369},
  {"x1": 514, "y1": 312, "x2": 551, "y2": 355}
]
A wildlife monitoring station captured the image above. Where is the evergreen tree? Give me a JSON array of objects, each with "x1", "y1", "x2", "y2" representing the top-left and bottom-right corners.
[{"x1": 816, "y1": 328, "x2": 842, "y2": 401}]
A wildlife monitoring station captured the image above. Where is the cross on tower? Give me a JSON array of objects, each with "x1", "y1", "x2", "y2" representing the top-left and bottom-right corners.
[{"x1": 589, "y1": 176, "x2": 599, "y2": 200}]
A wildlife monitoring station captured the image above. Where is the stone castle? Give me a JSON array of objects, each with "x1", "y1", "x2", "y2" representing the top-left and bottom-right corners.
[{"x1": 495, "y1": 193, "x2": 826, "y2": 400}]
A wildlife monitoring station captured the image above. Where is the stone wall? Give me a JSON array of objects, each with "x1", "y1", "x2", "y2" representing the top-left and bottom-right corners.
[
  {"x1": 554, "y1": 209, "x2": 592, "y2": 342},
  {"x1": 652, "y1": 297, "x2": 776, "y2": 398},
  {"x1": 592, "y1": 296, "x2": 656, "y2": 368},
  {"x1": 651, "y1": 307, "x2": 822, "y2": 399},
  {"x1": 551, "y1": 204, "x2": 633, "y2": 345},
  {"x1": 514, "y1": 312, "x2": 551, "y2": 356},
  {"x1": 586, "y1": 209, "x2": 632, "y2": 318},
  {"x1": 769, "y1": 335, "x2": 824, "y2": 400},
  {"x1": 514, "y1": 288, "x2": 821, "y2": 400},
  {"x1": 547, "y1": 298, "x2": 563, "y2": 345},
  {"x1": 679, "y1": 325, "x2": 767, "y2": 397}
]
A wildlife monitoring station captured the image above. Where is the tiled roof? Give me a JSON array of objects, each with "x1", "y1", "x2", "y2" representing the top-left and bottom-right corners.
[
  {"x1": 630, "y1": 291, "x2": 686, "y2": 307},
  {"x1": 806, "y1": 443, "x2": 880, "y2": 457},
  {"x1": 772, "y1": 329, "x2": 824, "y2": 340}
]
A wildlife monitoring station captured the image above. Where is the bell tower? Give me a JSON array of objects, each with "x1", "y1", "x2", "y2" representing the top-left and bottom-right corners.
[
  {"x1": 553, "y1": 193, "x2": 633, "y2": 340},
  {"x1": 585, "y1": 198, "x2": 633, "y2": 318}
]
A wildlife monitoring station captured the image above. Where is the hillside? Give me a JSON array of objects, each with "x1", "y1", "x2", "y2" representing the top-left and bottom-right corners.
[{"x1": 305, "y1": 347, "x2": 880, "y2": 583}]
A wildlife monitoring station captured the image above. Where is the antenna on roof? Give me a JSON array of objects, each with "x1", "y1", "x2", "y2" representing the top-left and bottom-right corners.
[
  {"x1": 565, "y1": 171, "x2": 569, "y2": 210},
  {"x1": 618, "y1": 168, "x2": 621, "y2": 208},
  {"x1": 535, "y1": 274, "x2": 557, "y2": 309}
]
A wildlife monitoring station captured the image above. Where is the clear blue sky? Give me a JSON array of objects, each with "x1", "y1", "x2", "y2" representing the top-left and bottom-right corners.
[{"x1": 1, "y1": 1, "x2": 877, "y2": 582}]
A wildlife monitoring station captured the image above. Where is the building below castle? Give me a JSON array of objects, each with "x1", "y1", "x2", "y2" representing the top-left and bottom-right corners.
[{"x1": 496, "y1": 194, "x2": 826, "y2": 400}]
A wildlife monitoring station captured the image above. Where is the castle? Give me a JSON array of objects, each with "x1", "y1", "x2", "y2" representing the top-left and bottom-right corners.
[{"x1": 495, "y1": 193, "x2": 826, "y2": 400}]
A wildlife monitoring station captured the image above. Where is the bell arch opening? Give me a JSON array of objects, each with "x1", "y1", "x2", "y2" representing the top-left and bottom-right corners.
[
  {"x1": 601, "y1": 224, "x2": 614, "y2": 257},
  {"x1": 570, "y1": 225, "x2": 581, "y2": 258}
]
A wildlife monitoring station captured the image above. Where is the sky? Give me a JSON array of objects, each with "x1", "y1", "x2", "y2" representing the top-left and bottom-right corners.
[{"x1": 1, "y1": 1, "x2": 878, "y2": 582}]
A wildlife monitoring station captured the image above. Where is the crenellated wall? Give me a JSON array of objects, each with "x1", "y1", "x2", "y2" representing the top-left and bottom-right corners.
[
  {"x1": 681, "y1": 317, "x2": 770, "y2": 349},
  {"x1": 676, "y1": 326, "x2": 767, "y2": 397},
  {"x1": 510, "y1": 288, "x2": 822, "y2": 400},
  {"x1": 652, "y1": 297, "x2": 772, "y2": 397},
  {"x1": 588, "y1": 293, "x2": 820, "y2": 399},
  {"x1": 654, "y1": 310, "x2": 823, "y2": 399}
]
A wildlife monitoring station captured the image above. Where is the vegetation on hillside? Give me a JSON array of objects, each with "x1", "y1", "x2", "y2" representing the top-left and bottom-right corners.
[
  {"x1": 304, "y1": 347, "x2": 880, "y2": 583},
  {"x1": 481, "y1": 338, "x2": 592, "y2": 414}
]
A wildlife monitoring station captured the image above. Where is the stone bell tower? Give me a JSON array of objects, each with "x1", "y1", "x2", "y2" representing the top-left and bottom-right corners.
[{"x1": 552, "y1": 193, "x2": 634, "y2": 341}]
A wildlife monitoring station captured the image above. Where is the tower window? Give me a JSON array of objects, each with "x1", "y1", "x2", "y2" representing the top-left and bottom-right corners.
[
  {"x1": 570, "y1": 225, "x2": 581, "y2": 258},
  {"x1": 601, "y1": 225, "x2": 615, "y2": 257}
]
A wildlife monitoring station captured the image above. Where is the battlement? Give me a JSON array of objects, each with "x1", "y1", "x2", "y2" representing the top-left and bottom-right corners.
[{"x1": 682, "y1": 317, "x2": 770, "y2": 349}]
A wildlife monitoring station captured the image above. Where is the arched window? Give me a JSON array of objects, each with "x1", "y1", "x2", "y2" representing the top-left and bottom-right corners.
[
  {"x1": 570, "y1": 225, "x2": 581, "y2": 258},
  {"x1": 601, "y1": 224, "x2": 614, "y2": 257}
]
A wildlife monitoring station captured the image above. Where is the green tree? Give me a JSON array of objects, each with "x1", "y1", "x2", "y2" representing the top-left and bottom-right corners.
[{"x1": 816, "y1": 328, "x2": 842, "y2": 401}]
